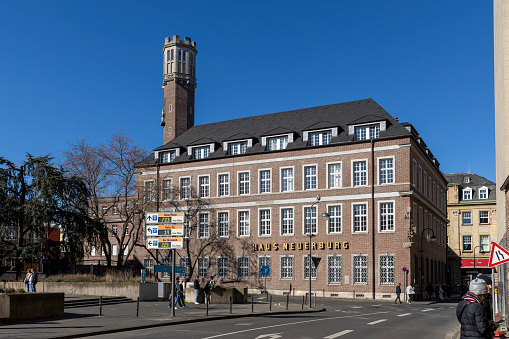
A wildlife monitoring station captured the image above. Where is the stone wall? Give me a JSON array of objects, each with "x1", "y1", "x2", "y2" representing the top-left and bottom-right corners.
[{"x1": 0, "y1": 293, "x2": 64, "y2": 321}]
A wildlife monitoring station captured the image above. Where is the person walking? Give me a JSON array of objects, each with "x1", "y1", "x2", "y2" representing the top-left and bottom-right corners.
[
  {"x1": 426, "y1": 283, "x2": 433, "y2": 301},
  {"x1": 193, "y1": 276, "x2": 200, "y2": 304},
  {"x1": 478, "y1": 275, "x2": 494, "y2": 323},
  {"x1": 170, "y1": 276, "x2": 185, "y2": 309},
  {"x1": 456, "y1": 278, "x2": 499, "y2": 338},
  {"x1": 178, "y1": 279, "x2": 186, "y2": 308},
  {"x1": 23, "y1": 270, "x2": 31, "y2": 292},
  {"x1": 395, "y1": 283, "x2": 402, "y2": 304},
  {"x1": 203, "y1": 277, "x2": 213, "y2": 304},
  {"x1": 28, "y1": 268, "x2": 37, "y2": 292},
  {"x1": 406, "y1": 283, "x2": 415, "y2": 304}
]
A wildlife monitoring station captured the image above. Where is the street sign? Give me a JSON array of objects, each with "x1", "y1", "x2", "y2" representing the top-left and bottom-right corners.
[
  {"x1": 402, "y1": 267, "x2": 407, "y2": 272},
  {"x1": 154, "y1": 265, "x2": 186, "y2": 274},
  {"x1": 147, "y1": 237, "x2": 183, "y2": 249},
  {"x1": 489, "y1": 242, "x2": 509, "y2": 267},
  {"x1": 311, "y1": 257, "x2": 321, "y2": 268},
  {"x1": 146, "y1": 224, "x2": 184, "y2": 236},
  {"x1": 145, "y1": 212, "x2": 185, "y2": 224},
  {"x1": 261, "y1": 266, "x2": 270, "y2": 276}
]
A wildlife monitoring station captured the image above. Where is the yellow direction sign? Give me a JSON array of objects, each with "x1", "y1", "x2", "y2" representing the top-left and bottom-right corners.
[
  {"x1": 147, "y1": 237, "x2": 183, "y2": 249},
  {"x1": 145, "y1": 212, "x2": 185, "y2": 224},
  {"x1": 146, "y1": 224, "x2": 184, "y2": 237}
]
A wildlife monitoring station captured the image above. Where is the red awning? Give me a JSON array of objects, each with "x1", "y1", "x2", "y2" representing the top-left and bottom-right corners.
[{"x1": 461, "y1": 258, "x2": 490, "y2": 268}]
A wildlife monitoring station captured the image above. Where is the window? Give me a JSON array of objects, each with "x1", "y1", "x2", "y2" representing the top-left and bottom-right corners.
[
  {"x1": 353, "y1": 161, "x2": 367, "y2": 186},
  {"x1": 281, "y1": 168, "x2": 294, "y2": 192},
  {"x1": 304, "y1": 206, "x2": 317, "y2": 234},
  {"x1": 192, "y1": 146, "x2": 210, "y2": 159},
  {"x1": 379, "y1": 158, "x2": 394, "y2": 184},
  {"x1": 304, "y1": 165, "x2": 317, "y2": 190},
  {"x1": 259, "y1": 170, "x2": 271, "y2": 193},
  {"x1": 353, "y1": 255, "x2": 368, "y2": 284},
  {"x1": 218, "y1": 212, "x2": 229, "y2": 237},
  {"x1": 353, "y1": 204, "x2": 367, "y2": 232},
  {"x1": 280, "y1": 256, "x2": 294, "y2": 279},
  {"x1": 309, "y1": 130, "x2": 332, "y2": 146},
  {"x1": 218, "y1": 174, "x2": 229, "y2": 197},
  {"x1": 228, "y1": 141, "x2": 248, "y2": 155},
  {"x1": 480, "y1": 211, "x2": 489, "y2": 224},
  {"x1": 144, "y1": 181, "x2": 155, "y2": 202},
  {"x1": 327, "y1": 255, "x2": 342, "y2": 284},
  {"x1": 237, "y1": 257, "x2": 250, "y2": 279},
  {"x1": 159, "y1": 151, "x2": 176, "y2": 163},
  {"x1": 198, "y1": 257, "x2": 209, "y2": 278},
  {"x1": 162, "y1": 178, "x2": 172, "y2": 201},
  {"x1": 462, "y1": 212, "x2": 472, "y2": 225},
  {"x1": 238, "y1": 172, "x2": 250, "y2": 195},
  {"x1": 198, "y1": 176, "x2": 210, "y2": 198},
  {"x1": 258, "y1": 256, "x2": 271, "y2": 278},
  {"x1": 267, "y1": 136, "x2": 288, "y2": 151},
  {"x1": 463, "y1": 188, "x2": 472, "y2": 200},
  {"x1": 379, "y1": 202, "x2": 394, "y2": 232},
  {"x1": 112, "y1": 245, "x2": 118, "y2": 256},
  {"x1": 464, "y1": 177, "x2": 470, "y2": 183},
  {"x1": 479, "y1": 187, "x2": 488, "y2": 199},
  {"x1": 355, "y1": 124, "x2": 380, "y2": 140},
  {"x1": 179, "y1": 257, "x2": 190, "y2": 280},
  {"x1": 112, "y1": 206, "x2": 118, "y2": 215},
  {"x1": 238, "y1": 211, "x2": 250, "y2": 236},
  {"x1": 198, "y1": 213, "x2": 209, "y2": 238},
  {"x1": 125, "y1": 225, "x2": 129, "y2": 235},
  {"x1": 144, "y1": 258, "x2": 154, "y2": 275},
  {"x1": 180, "y1": 177, "x2": 191, "y2": 200},
  {"x1": 259, "y1": 209, "x2": 271, "y2": 236},
  {"x1": 328, "y1": 163, "x2": 342, "y2": 188},
  {"x1": 217, "y1": 257, "x2": 229, "y2": 279},
  {"x1": 5, "y1": 228, "x2": 16, "y2": 241},
  {"x1": 328, "y1": 205, "x2": 342, "y2": 233},
  {"x1": 379, "y1": 255, "x2": 395, "y2": 285},
  {"x1": 463, "y1": 236, "x2": 472, "y2": 251},
  {"x1": 304, "y1": 256, "x2": 317, "y2": 279},
  {"x1": 102, "y1": 206, "x2": 108, "y2": 215},
  {"x1": 281, "y1": 208, "x2": 294, "y2": 235},
  {"x1": 112, "y1": 225, "x2": 118, "y2": 235},
  {"x1": 480, "y1": 235, "x2": 490, "y2": 252}
]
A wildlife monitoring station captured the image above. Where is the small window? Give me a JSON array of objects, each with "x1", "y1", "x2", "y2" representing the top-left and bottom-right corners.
[
  {"x1": 280, "y1": 256, "x2": 294, "y2": 279},
  {"x1": 237, "y1": 257, "x2": 250, "y2": 279},
  {"x1": 144, "y1": 181, "x2": 155, "y2": 202},
  {"x1": 463, "y1": 236, "x2": 472, "y2": 251},
  {"x1": 112, "y1": 225, "x2": 118, "y2": 235},
  {"x1": 462, "y1": 211, "x2": 472, "y2": 225},
  {"x1": 159, "y1": 151, "x2": 176, "y2": 163},
  {"x1": 479, "y1": 187, "x2": 488, "y2": 199},
  {"x1": 353, "y1": 204, "x2": 368, "y2": 232},
  {"x1": 228, "y1": 142, "x2": 248, "y2": 155},
  {"x1": 328, "y1": 206, "x2": 342, "y2": 233},
  {"x1": 464, "y1": 177, "x2": 470, "y2": 183},
  {"x1": 267, "y1": 136, "x2": 288, "y2": 151},
  {"x1": 192, "y1": 146, "x2": 210, "y2": 159},
  {"x1": 304, "y1": 206, "x2": 317, "y2": 234},
  {"x1": 463, "y1": 188, "x2": 472, "y2": 200},
  {"x1": 355, "y1": 124, "x2": 380, "y2": 141},
  {"x1": 218, "y1": 212, "x2": 229, "y2": 237},
  {"x1": 102, "y1": 206, "x2": 107, "y2": 215},
  {"x1": 309, "y1": 130, "x2": 332, "y2": 146}
]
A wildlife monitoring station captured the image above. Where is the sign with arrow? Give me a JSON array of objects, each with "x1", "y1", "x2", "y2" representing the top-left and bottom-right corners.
[
  {"x1": 147, "y1": 237, "x2": 183, "y2": 249},
  {"x1": 146, "y1": 224, "x2": 184, "y2": 236},
  {"x1": 146, "y1": 212, "x2": 185, "y2": 224},
  {"x1": 489, "y1": 242, "x2": 509, "y2": 268}
]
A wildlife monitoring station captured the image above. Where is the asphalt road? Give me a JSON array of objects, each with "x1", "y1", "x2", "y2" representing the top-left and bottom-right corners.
[{"x1": 88, "y1": 298, "x2": 460, "y2": 339}]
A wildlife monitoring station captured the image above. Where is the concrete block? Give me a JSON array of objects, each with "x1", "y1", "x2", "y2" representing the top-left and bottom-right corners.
[{"x1": 0, "y1": 293, "x2": 64, "y2": 322}]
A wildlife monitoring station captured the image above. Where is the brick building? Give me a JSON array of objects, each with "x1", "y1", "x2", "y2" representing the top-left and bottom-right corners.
[{"x1": 132, "y1": 35, "x2": 448, "y2": 299}]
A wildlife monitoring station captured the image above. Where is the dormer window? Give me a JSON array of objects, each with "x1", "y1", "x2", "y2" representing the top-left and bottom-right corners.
[
  {"x1": 159, "y1": 151, "x2": 176, "y2": 163},
  {"x1": 463, "y1": 187, "x2": 472, "y2": 200},
  {"x1": 267, "y1": 136, "x2": 288, "y2": 151},
  {"x1": 228, "y1": 141, "x2": 248, "y2": 155},
  {"x1": 192, "y1": 146, "x2": 210, "y2": 159},
  {"x1": 309, "y1": 130, "x2": 332, "y2": 146},
  {"x1": 464, "y1": 177, "x2": 470, "y2": 183},
  {"x1": 355, "y1": 124, "x2": 380, "y2": 141},
  {"x1": 479, "y1": 187, "x2": 488, "y2": 199}
]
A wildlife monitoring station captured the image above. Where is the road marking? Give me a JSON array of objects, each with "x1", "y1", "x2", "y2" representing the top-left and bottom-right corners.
[
  {"x1": 422, "y1": 308, "x2": 434, "y2": 312},
  {"x1": 397, "y1": 313, "x2": 411, "y2": 317},
  {"x1": 324, "y1": 330, "x2": 354, "y2": 338},
  {"x1": 201, "y1": 311, "x2": 390, "y2": 339},
  {"x1": 367, "y1": 319, "x2": 387, "y2": 325},
  {"x1": 351, "y1": 306, "x2": 363, "y2": 308}
]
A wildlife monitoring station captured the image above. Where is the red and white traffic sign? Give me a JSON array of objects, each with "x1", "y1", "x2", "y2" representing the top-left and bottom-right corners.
[{"x1": 488, "y1": 241, "x2": 509, "y2": 268}]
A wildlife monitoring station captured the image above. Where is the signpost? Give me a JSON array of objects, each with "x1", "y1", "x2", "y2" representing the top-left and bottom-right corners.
[
  {"x1": 154, "y1": 265, "x2": 186, "y2": 274},
  {"x1": 488, "y1": 242, "x2": 509, "y2": 268},
  {"x1": 147, "y1": 238, "x2": 183, "y2": 249},
  {"x1": 146, "y1": 212, "x2": 185, "y2": 224},
  {"x1": 261, "y1": 266, "x2": 270, "y2": 298},
  {"x1": 146, "y1": 225, "x2": 184, "y2": 236}
]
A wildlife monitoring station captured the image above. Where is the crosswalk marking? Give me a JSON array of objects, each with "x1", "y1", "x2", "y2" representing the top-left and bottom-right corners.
[
  {"x1": 422, "y1": 308, "x2": 434, "y2": 312},
  {"x1": 397, "y1": 313, "x2": 411, "y2": 317},
  {"x1": 367, "y1": 319, "x2": 387, "y2": 325},
  {"x1": 324, "y1": 330, "x2": 354, "y2": 338}
]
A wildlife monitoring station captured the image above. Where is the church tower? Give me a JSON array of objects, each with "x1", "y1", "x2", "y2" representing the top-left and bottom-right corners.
[{"x1": 161, "y1": 35, "x2": 197, "y2": 144}]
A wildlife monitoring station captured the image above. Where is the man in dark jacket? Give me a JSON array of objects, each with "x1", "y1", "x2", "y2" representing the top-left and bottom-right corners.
[
  {"x1": 478, "y1": 275, "x2": 493, "y2": 322},
  {"x1": 456, "y1": 278, "x2": 498, "y2": 338},
  {"x1": 395, "y1": 283, "x2": 402, "y2": 304}
]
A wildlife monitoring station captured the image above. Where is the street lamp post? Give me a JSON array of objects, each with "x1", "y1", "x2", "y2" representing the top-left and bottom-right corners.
[
  {"x1": 306, "y1": 195, "x2": 330, "y2": 308},
  {"x1": 420, "y1": 227, "x2": 437, "y2": 301},
  {"x1": 473, "y1": 245, "x2": 484, "y2": 277}
]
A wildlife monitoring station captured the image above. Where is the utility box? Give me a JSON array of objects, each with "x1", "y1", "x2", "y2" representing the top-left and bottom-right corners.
[{"x1": 158, "y1": 282, "x2": 171, "y2": 299}]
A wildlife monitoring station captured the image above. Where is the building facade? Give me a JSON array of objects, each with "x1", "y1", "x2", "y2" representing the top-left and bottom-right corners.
[
  {"x1": 446, "y1": 173, "x2": 497, "y2": 290},
  {"x1": 132, "y1": 35, "x2": 448, "y2": 299}
]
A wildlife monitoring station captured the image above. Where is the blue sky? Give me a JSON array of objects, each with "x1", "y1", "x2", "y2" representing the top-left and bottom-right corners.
[{"x1": 0, "y1": 1, "x2": 495, "y2": 181}]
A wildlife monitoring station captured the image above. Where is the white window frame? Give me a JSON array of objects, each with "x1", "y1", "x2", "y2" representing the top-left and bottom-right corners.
[
  {"x1": 198, "y1": 257, "x2": 209, "y2": 278},
  {"x1": 303, "y1": 206, "x2": 317, "y2": 235},
  {"x1": 379, "y1": 254, "x2": 395, "y2": 285},
  {"x1": 198, "y1": 175, "x2": 210, "y2": 198},
  {"x1": 237, "y1": 210, "x2": 250, "y2": 237},
  {"x1": 217, "y1": 211, "x2": 230, "y2": 238},
  {"x1": 161, "y1": 178, "x2": 173, "y2": 201},
  {"x1": 224, "y1": 140, "x2": 251, "y2": 155},
  {"x1": 463, "y1": 235, "x2": 472, "y2": 252},
  {"x1": 479, "y1": 211, "x2": 490, "y2": 224},
  {"x1": 237, "y1": 256, "x2": 250, "y2": 279},
  {"x1": 327, "y1": 204, "x2": 342, "y2": 234},
  {"x1": 352, "y1": 159, "x2": 368, "y2": 187},
  {"x1": 378, "y1": 156, "x2": 395, "y2": 185},
  {"x1": 378, "y1": 200, "x2": 395, "y2": 233},
  {"x1": 479, "y1": 186, "x2": 488, "y2": 199},
  {"x1": 303, "y1": 165, "x2": 318, "y2": 190},
  {"x1": 198, "y1": 212, "x2": 210, "y2": 239},
  {"x1": 258, "y1": 256, "x2": 271, "y2": 279},
  {"x1": 112, "y1": 244, "x2": 118, "y2": 256},
  {"x1": 303, "y1": 127, "x2": 338, "y2": 143},
  {"x1": 463, "y1": 187, "x2": 472, "y2": 200},
  {"x1": 352, "y1": 122, "x2": 383, "y2": 140},
  {"x1": 327, "y1": 255, "x2": 342, "y2": 285},
  {"x1": 327, "y1": 162, "x2": 342, "y2": 189},
  {"x1": 238, "y1": 171, "x2": 250, "y2": 195},
  {"x1": 480, "y1": 235, "x2": 490, "y2": 252},
  {"x1": 303, "y1": 255, "x2": 318, "y2": 280},
  {"x1": 259, "y1": 169, "x2": 272, "y2": 194},
  {"x1": 179, "y1": 177, "x2": 191, "y2": 200},
  {"x1": 280, "y1": 255, "x2": 294, "y2": 279},
  {"x1": 217, "y1": 256, "x2": 229, "y2": 279},
  {"x1": 262, "y1": 134, "x2": 293, "y2": 150},
  {"x1": 353, "y1": 254, "x2": 368, "y2": 285},
  {"x1": 280, "y1": 207, "x2": 294, "y2": 236},
  {"x1": 352, "y1": 203, "x2": 368, "y2": 233},
  {"x1": 308, "y1": 130, "x2": 333, "y2": 146},
  {"x1": 462, "y1": 211, "x2": 472, "y2": 225},
  {"x1": 144, "y1": 180, "x2": 155, "y2": 202},
  {"x1": 188, "y1": 143, "x2": 214, "y2": 159},
  {"x1": 280, "y1": 167, "x2": 294, "y2": 192},
  {"x1": 259, "y1": 208, "x2": 272, "y2": 237},
  {"x1": 217, "y1": 173, "x2": 230, "y2": 197}
]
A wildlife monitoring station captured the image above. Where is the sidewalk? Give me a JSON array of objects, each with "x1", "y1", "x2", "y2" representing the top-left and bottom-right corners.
[{"x1": 0, "y1": 295, "x2": 324, "y2": 339}]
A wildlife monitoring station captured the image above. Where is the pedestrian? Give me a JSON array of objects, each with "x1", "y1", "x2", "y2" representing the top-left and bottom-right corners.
[
  {"x1": 435, "y1": 283, "x2": 440, "y2": 301},
  {"x1": 23, "y1": 269, "x2": 31, "y2": 292},
  {"x1": 170, "y1": 276, "x2": 185, "y2": 309},
  {"x1": 29, "y1": 268, "x2": 37, "y2": 292},
  {"x1": 426, "y1": 283, "x2": 433, "y2": 301},
  {"x1": 203, "y1": 277, "x2": 212, "y2": 304},
  {"x1": 193, "y1": 276, "x2": 200, "y2": 304},
  {"x1": 438, "y1": 284, "x2": 444, "y2": 302},
  {"x1": 406, "y1": 283, "x2": 415, "y2": 304},
  {"x1": 178, "y1": 278, "x2": 187, "y2": 308},
  {"x1": 477, "y1": 275, "x2": 494, "y2": 322},
  {"x1": 456, "y1": 278, "x2": 499, "y2": 338},
  {"x1": 395, "y1": 283, "x2": 402, "y2": 304}
]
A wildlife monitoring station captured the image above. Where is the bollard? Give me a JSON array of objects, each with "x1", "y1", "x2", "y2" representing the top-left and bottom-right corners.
[
  {"x1": 270, "y1": 295, "x2": 272, "y2": 311},
  {"x1": 302, "y1": 295, "x2": 304, "y2": 309},
  {"x1": 230, "y1": 296, "x2": 232, "y2": 314},
  {"x1": 99, "y1": 296, "x2": 103, "y2": 316},
  {"x1": 286, "y1": 294, "x2": 289, "y2": 310},
  {"x1": 206, "y1": 297, "x2": 209, "y2": 316},
  {"x1": 251, "y1": 296, "x2": 254, "y2": 312},
  {"x1": 136, "y1": 297, "x2": 139, "y2": 317},
  {"x1": 314, "y1": 293, "x2": 316, "y2": 307}
]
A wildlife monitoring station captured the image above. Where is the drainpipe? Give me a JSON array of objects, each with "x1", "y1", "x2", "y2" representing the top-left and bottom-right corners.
[{"x1": 371, "y1": 138, "x2": 376, "y2": 300}]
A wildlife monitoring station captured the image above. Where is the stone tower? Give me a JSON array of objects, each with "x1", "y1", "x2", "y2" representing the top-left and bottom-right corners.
[{"x1": 161, "y1": 35, "x2": 197, "y2": 144}]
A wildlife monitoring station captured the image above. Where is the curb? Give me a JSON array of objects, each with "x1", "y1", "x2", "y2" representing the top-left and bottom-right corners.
[{"x1": 48, "y1": 307, "x2": 326, "y2": 339}]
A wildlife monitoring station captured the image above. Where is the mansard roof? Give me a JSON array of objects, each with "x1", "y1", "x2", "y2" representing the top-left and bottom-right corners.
[{"x1": 445, "y1": 173, "x2": 496, "y2": 201}]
